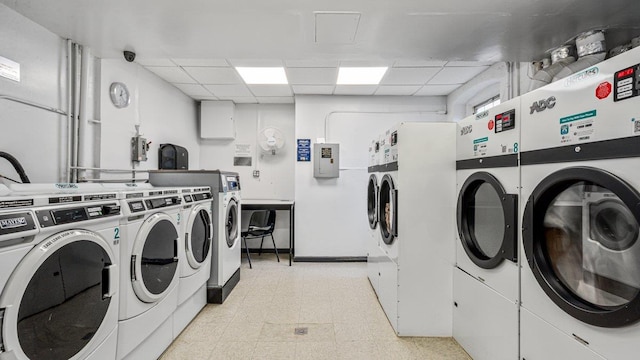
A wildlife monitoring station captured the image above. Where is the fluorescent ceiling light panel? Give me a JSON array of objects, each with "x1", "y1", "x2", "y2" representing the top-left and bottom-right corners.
[
  {"x1": 337, "y1": 67, "x2": 388, "y2": 85},
  {"x1": 235, "y1": 67, "x2": 288, "y2": 84}
]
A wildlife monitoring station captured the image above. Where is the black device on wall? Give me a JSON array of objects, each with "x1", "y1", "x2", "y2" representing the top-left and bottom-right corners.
[{"x1": 158, "y1": 144, "x2": 189, "y2": 170}]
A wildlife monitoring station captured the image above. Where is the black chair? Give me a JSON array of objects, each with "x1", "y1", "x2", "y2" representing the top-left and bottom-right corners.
[{"x1": 241, "y1": 210, "x2": 279, "y2": 269}]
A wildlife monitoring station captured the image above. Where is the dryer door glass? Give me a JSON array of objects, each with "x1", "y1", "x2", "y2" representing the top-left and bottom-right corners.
[
  {"x1": 523, "y1": 167, "x2": 640, "y2": 327},
  {"x1": 542, "y1": 183, "x2": 640, "y2": 308},
  {"x1": 191, "y1": 209, "x2": 212, "y2": 263},
  {"x1": 141, "y1": 219, "x2": 179, "y2": 295},
  {"x1": 18, "y1": 240, "x2": 112, "y2": 360},
  {"x1": 367, "y1": 175, "x2": 378, "y2": 229},
  {"x1": 226, "y1": 200, "x2": 239, "y2": 247},
  {"x1": 463, "y1": 182, "x2": 504, "y2": 258},
  {"x1": 378, "y1": 174, "x2": 397, "y2": 245}
]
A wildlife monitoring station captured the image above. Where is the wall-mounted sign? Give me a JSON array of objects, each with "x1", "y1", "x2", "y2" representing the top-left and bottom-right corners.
[
  {"x1": 0, "y1": 56, "x2": 20, "y2": 82},
  {"x1": 297, "y1": 139, "x2": 311, "y2": 162}
]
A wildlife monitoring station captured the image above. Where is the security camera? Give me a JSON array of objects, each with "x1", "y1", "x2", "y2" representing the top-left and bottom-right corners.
[{"x1": 123, "y1": 51, "x2": 136, "y2": 63}]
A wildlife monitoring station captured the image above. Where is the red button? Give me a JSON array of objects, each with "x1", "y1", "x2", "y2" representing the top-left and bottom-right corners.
[
  {"x1": 596, "y1": 81, "x2": 612, "y2": 99},
  {"x1": 488, "y1": 119, "x2": 495, "y2": 130}
]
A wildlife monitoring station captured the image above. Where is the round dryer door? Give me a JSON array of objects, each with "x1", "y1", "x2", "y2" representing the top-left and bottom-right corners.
[
  {"x1": 378, "y1": 174, "x2": 397, "y2": 245},
  {"x1": 523, "y1": 167, "x2": 640, "y2": 327},
  {"x1": 226, "y1": 198, "x2": 239, "y2": 248},
  {"x1": 185, "y1": 204, "x2": 213, "y2": 269},
  {"x1": 0, "y1": 230, "x2": 117, "y2": 360},
  {"x1": 457, "y1": 172, "x2": 517, "y2": 269},
  {"x1": 367, "y1": 174, "x2": 378, "y2": 230},
  {"x1": 131, "y1": 213, "x2": 179, "y2": 302}
]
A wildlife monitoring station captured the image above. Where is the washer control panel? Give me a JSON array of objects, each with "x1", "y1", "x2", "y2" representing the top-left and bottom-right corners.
[
  {"x1": 494, "y1": 109, "x2": 516, "y2": 133},
  {"x1": 614, "y1": 63, "x2": 640, "y2": 101}
]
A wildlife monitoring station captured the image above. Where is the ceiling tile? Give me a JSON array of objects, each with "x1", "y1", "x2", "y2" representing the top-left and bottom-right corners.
[
  {"x1": 227, "y1": 59, "x2": 284, "y2": 67},
  {"x1": 339, "y1": 60, "x2": 392, "y2": 67},
  {"x1": 292, "y1": 85, "x2": 335, "y2": 95},
  {"x1": 247, "y1": 85, "x2": 293, "y2": 97},
  {"x1": 285, "y1": 59, "x2": 340, "y2": 68},
  {"x1": 375, "y1": 86, "x2": 422, "y2": 96},
  {"x1": 183, "y1": 67, "x2": 242, "y2": 84},
  {"x1": 414, "y1": 84, "x2": 461, "y2": 96},
  {"x1": 146, "y1": 66, "x2": 196, "y2": 84},
  {"x1": 393, "y1": 60, "x2": 447, "y2": 67},
  {"x1": 218, "y1": 96, "x2": 258, "y2": 104},
  {"x1": 334, "y1": 85, "x2": 378, "y2": 95},
  {"x1": 427, "y1": 66, "x2": 489, "y2": 85},
  {"x1": 204, "y1": 84, "x2": 253, "y2": 97},
  {"x1": 173, "y1": 84, "x2": 213, "y2": 97},
  {"x1": 137, "y1": 59, "x2": 175, "y2": 66},
  {"x1": 256, "y1": 97, "x2": 295, "y2": 104},
  {"x1": 286, "y1": 67, "x2": 337, "y2": 85},
  {"x1": 171, "y1": 59, "x2": 229, "y2": 67},
  {"x1": 445, "y1": 61, "x2": 495, "y2": 67},
  {"x1": 380, "y1": 68, "x2": 440, "y2": 85}
]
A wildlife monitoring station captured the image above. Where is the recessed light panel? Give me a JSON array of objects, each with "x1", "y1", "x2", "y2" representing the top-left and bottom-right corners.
[
  {"x1": 337, "y1": 67, "x2": 388, "y2": 85},
  {"x1": 235, "y1": 67, "x2": 288, "y2": 84}
]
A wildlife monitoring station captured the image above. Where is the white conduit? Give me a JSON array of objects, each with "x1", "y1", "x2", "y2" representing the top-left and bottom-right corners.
[{"x1": 66, "y1": 39, "x2": 74, "y2": 183}]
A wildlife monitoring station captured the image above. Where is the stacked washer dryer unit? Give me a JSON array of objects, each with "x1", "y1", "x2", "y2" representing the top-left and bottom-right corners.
[
  {"x1": 376, "y1": 122, "x2": 456, "y2": 336},
  {"x1": 453, "y1": 98, "x2": 520, "y2": 360},
  {"x1": 0, "y1": 183, "x2": 121, "y2": 360},
  {"x1": 367, "y1": 137, "x2": 382, "y2": 294},
  {"x1": 172, "y1": 186, "x2": 213, "y2": 338},
  {"x1": 520, "y1": 46, "x2": 640, "y2": 360},
  {"x1": 106, "y1": 183, "x2": 183, "y2": 360},
  {"x1": 148, "y1": 170, "x2": 241, "y2": 304}
]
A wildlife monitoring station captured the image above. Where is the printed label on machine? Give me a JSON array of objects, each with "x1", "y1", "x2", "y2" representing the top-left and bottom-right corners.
[
  {"x1": 559, "y1": 110, "x2": 596, "y2": 144},
  {"x1": 473, "y1": 137, "x2": 488, "y2": 157}
]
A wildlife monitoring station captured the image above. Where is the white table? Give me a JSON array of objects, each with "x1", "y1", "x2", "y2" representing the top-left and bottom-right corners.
[{"x1": 241, "y1": 199, "x2": 295, "y2": 266}]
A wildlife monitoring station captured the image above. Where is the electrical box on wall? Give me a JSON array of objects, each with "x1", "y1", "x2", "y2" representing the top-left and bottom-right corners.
[
  {"x1": 313, "y1": 143, "x2": 339, "y2": 178},
  {"x1": 200, "y1": 101, "x2": 235, "y2": 139}
]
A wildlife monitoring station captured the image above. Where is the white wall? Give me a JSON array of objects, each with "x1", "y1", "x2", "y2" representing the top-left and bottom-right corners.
[
  {"x1": 0, "y1": 4, "x2": 68, "y2": 183},
  {"x1": 99, "y1": 60, "x2": 199, "y2": 180},
  {"x1": 199, "y1": 103, "x2": 295, "y2": 249},
  {"x1": 295, "y1": 95, "x2": 448, "y2": 258}
]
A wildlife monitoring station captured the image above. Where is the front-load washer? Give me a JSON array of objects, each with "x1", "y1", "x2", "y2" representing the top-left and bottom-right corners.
[
  {"x1": 375, "y1": 122, "x2": 456, "y2": 336},
  {"x1": 105, "y1": 184, "x2": 182, "y2": 360},
  {"x1": 520, "y1": 46, "x2": 640, "y2": 360},
  {"x1": 172, "y1": 186, "x2": 213, "y2": 338},
  {"x1": 148, "y1": 170, "x2": 241, "y2": 304},
  {"x1": 367, "y1": 137, "x2": 381, "y2": 295},
  {"x1": 453, "y1": 99, "x2": 520, "y2": 360},
  {"x1": 0, "y1": 183, "x2": 122, "y2": 360}
]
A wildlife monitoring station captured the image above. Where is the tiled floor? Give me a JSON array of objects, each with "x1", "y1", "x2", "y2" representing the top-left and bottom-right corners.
[{"x1": 161, "y1": 254, "x2": 471, "y2": 360}]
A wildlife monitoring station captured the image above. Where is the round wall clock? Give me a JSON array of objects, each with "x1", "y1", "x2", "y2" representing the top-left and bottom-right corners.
[{"x1": 110, "y1": 82, "x2": 130, "y2": 108}]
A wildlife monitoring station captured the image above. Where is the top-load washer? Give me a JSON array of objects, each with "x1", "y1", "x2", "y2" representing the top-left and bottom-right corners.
[
  {"x1": 172, "y1": 186, "x2": 213, "y2": 338},
  {"x1": 102, "y1": 183, "x2": 183, "y2": 360},
  {"x1": 148, "y1": 170, "x2": 241, "y2": 304},
  {"x1": 375, "y1": 122, "x2": 456, "y2": 336},
  {"x1": 0, "y1": 183, "x2": 121, "y2": 360},
  {"x1": 453, "y1": 98, "x2": 520, "y2": 360},
  {"x1": 519, "y1": 46, "x2": 640, "y2": 360}
]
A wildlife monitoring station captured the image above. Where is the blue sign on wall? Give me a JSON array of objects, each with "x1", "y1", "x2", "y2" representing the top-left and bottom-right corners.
[{"x1": 297, "y1": 139, "x2": 311, "y2": 161}]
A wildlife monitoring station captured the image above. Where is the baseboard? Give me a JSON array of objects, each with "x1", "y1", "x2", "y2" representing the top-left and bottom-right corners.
[
  {"x1": 293, "y1": 256, "x2": 367, "y2": 263},
  {"x1": 207, "y1": 267, "x2": 240, "y2": 304}
]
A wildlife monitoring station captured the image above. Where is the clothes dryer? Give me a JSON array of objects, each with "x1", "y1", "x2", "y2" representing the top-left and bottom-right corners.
[
  {"x1": 148, "y1": 170, "x2": 241, "y2": 304},
  {"x1": 520, "y1": 46, "x2": 640, "y2": 360},
  {"x1": 367, "y1": 137, "x2": 382, "y2": 295},
  {"x1": 376, "y1": 122, "x2": 456, "y2": 336},
  {"x1": 104, "y1": 184, "x2": 182, "y2": 360},
  {"x1": 0, "y1": 183, "x2": 121, "y2": 360},
  {"x1": 453, "y1": 99, "x2": 520, "y2": 360},
  {"x1": 173, "y1": 186, "x2": 213, "y2": 338}
]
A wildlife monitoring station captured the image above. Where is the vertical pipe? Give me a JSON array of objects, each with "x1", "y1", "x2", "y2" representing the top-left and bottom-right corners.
[
  {"x1": 71, "y1": 43, "x2": 82, "y2": 183},
  {"x1": 65, "y1": 39, "x2": 73, "y2": 183},
  {"x1": 77, "y1": 45, "x2": 90, "y2": 182}
]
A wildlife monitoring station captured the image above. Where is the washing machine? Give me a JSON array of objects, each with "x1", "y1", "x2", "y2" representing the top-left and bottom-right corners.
[
  {"x1": 0, "y1": 183, "x2": 121, "y2": 360},
  {"x1": 172, "y1": 186, "x2": 213, "y2": 338},
  {"x1": 148, "y1": 170, "x2": 241, "y2": 304},
  {"x1": 453, "y1": 98, "x2": 520, "y2": 360},
  {"x1": 520, "y1": 46, "x2": 640, "y2": 360},
  {"x1": 376, "y1": 122, "x2": 456, "y2": 336},
  {"x1": 367, "y1": 137, "x2": 381, "y2": 295},
  {"x1": 103, "y1": 183, "x2": 182, "y2": 360}
]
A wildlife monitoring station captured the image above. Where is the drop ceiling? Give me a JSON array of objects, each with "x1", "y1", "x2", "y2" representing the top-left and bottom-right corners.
[{"x1": 2, "y1": 0, "x2": 639, "y2": 103}]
